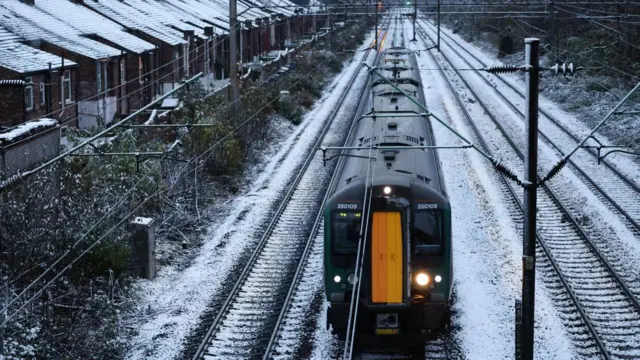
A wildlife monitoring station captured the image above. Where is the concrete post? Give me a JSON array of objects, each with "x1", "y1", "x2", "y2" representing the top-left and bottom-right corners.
[{"x1": 131, "y1": 217, "x2": 156, "y2": 280}]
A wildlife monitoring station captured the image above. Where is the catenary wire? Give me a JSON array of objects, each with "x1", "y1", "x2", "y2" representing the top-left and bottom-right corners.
[{"x1": 0, "y1": 31, "x2": 366, "y2": 325}]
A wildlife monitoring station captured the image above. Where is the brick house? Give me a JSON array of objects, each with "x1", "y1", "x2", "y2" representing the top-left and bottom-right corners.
[
  {"x1": 34, "y1": 0, "x2": 157, "y2": 115},
  {"x1": 82, "y1": 0, "x2": 213, "y2": 94},
  {"x1": 0, "y1": 26, "x2": 78, "y2": 128},
  {"x1": 0, "y1": 1, "x2": 122, "y2": 129},
  {"x1": 0, "y1": 0, "x2": 159, "y2": 128}
]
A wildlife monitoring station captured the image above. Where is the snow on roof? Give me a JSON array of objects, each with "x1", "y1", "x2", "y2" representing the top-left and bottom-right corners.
[
  {"x1": 124, "y1": 0, "x2": 206, "y2": 34},
  {"x1": 82, "y1": 0, "x2": 187, "y2": 46},
  {"x1": 245, "y1": 0, "x2": 297, "y2": 17},
  {"x1": 34, "y1": 0, "x2": 155, "y2": 55},
  {"x1": 0, "y1": 1, "x2": 121, "y2": 60},
  {"x1": 163, "y1": 0, "x2": 229, "y2": 30},
  {"x1": 0, "y1": 118, "x2": 57, "y2": 145},
  {"x1": 0, "y1": 27, "x2": 77, "y2": 74}
]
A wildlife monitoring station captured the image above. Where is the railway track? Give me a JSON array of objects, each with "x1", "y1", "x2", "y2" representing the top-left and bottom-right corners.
[
  {"x1": 264, "y1": 15, "x2": 465, "y2": 360},
  {"x1": 263, "y1": 16, "x2": 413, "y2": 360},
  {"x1": 419, "y1": 18, "x2": 640, "y2": 237},
  {"x1": 189, "y1": 22, "x2": 391, "y2": 360},
  {"x1": 416, "y1": 19, "x2": 640, "y2": 360}
]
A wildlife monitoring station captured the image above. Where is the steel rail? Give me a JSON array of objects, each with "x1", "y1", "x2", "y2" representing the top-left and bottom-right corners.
[
  {"x1": 190, "y1": 21, "x2": 391, "y2": 360},
  {"x1": 415, "y1": 20, "x2": 622, "y2": 359},
  {"x1": 421, "y1": 18, "x2": 640, "y2": 233},
  {"x1": 261, "y1": 35, "x2": 384, "y2": 358}
]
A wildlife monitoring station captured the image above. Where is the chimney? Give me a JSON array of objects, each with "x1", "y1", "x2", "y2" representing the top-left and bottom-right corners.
[{"x1": 183, "y1": 30, "x2": 195, "y2": 40}]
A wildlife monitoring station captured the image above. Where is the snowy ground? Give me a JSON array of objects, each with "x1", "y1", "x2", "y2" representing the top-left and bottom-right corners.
[
  {"x1": 423, "y1": 20, "x2": 640, "y2": 183},
  {"x1": 121, "y1": 14, "x2": 639, "y2": 360},
  {"x1": 404, "y1": 19, "x2": 579, "y2": 359},
  {"x1": 418, "y1": 17, "x2": 640, "y2": 294},
  {"x1": 433, "y1": 15, "x2": 640, "y2": 158},
  {"x1": 302, "y1": 17, "x2": 584, "y2": 360},
  {"x1": 121, "y1": 33, "x2": 377, "y2": 360}
]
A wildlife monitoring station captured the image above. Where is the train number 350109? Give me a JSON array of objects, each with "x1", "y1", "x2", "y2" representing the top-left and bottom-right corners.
[
  {"x1": 417, "y1": 203, "x2": 438, "y2": 210},
  {"x1": 337, "y1": 203, "x2": 359, "y2": 210}
]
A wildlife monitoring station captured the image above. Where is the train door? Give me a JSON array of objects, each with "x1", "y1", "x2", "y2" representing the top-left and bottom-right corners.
[{"x1": 371, "y1": 211, "x2": 403, "y2": 304}]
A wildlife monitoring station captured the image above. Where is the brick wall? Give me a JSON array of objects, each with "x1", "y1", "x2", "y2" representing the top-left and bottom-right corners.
[
  {"x1": 1, "y1": 123, "x2": 60, "y2": 177},
  {"x1": 0, "y1": 67, "x2": 78, "y2": 128},
  {"x1": 0, "y1": 68, "x2": 24, "y2": 127}
]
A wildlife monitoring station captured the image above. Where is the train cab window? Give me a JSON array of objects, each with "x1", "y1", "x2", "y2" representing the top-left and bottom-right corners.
[
  {"x1": 412, "y1": 211, "x2": 442, "y2": 254},
  {"x1": 333, "y1": 212, "x2": 362, "y2": 253}
]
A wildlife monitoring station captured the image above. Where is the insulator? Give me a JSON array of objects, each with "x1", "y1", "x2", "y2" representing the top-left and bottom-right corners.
[
  {"x1": 549, "y1": 63, "x2": 582, "y2": 76},
  {"x1": 0, "y1": 79, "x2": 29, "y2": 87},
  {"x1": 491, "y1": 158, "x2": 523, "y2": 186},
  {"x1": 541, "y1": 159, "x2": 567, "y2": 183},
  {"x1": 0, "y1": 172, "x2": 24, "y2": 191},
  {"x1": 484, "y1": 64, "x2": 522, "y2": 74}
]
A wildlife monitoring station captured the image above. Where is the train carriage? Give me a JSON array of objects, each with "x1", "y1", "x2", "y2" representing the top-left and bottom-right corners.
[{"x1": 323, "y1": 45, "x2": 453, "y2": 358}]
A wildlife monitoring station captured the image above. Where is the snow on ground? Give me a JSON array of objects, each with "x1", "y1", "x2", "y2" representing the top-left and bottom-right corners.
[
  {"x1": 121, "y1": 33, "x2": 376, "y2": 360},
  {"x1": 419, "y1": 19, "x2": 640, "y2": 290},
  {"x1": 407, "y1": 19, "x2": 578, "y2": 359},
  {"x1": 422, "y1": 18, "x2": 640, "y2": 183}
]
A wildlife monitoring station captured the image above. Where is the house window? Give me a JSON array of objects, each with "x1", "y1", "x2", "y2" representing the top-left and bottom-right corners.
[
  {"x1": 40, "y1": 81, "x2": 46, "y2": 105},
  {"x1": 24, "y1": 77, "x2": 34, "y2": 111},
  {"x1": 63, "y1": 70, "x2": 72, "y2": 102}
]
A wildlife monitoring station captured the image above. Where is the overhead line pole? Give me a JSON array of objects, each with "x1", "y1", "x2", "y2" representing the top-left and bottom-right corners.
[
  {"x1": 437, "y1": 0, "x2": 441, "y2": 51},
  {"x1": 229, "y1": 0, "x2": 239, "y2": 116},
  {"x1": 412, "y1": 0, "x2": 417, "y2": 41},
  {"x1": 520, "y1": 37, "x2": 540, "y2": 360},
  {"x1": 375, "y1": 0, "x2": 379, "y2": 49}
]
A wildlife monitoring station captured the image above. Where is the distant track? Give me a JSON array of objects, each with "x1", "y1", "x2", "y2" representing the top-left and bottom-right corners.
[
  {"x1": 190, "y1": 21, "x2": 390, "y2": 360},
  {"x1": 417, "y1": 19, "x2": 640, "y2": 360},
  {"x1": 420, "y1": 17, "x2": 640, "y2": 237}
]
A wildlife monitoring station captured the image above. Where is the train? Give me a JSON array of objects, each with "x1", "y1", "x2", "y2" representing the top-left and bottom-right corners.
[{"x1": 323, "y1": 44, "x2": 453, "y2": 358}]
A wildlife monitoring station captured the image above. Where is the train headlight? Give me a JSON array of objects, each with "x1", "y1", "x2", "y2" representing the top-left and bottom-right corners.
[
  {"x1": 383, "y1": 186, "x2": 391, "y2": 195},
  {"x1": 347, "y1": 273, "x2": 357, "y2": 285},
  {"x1": 334, "y1": 275, "x2": 341, "y2": 283},
  {"x1": 415, "y1": 273, "x2": 429, "y2": 286},
  {"x1": 435, "y1": 275, "x2": 442, "y2": 283}
]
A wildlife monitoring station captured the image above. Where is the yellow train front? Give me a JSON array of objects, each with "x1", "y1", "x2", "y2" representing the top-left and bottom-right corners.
[{"x1": 323, "y1": 46, "x2": 452, "y2": 358}]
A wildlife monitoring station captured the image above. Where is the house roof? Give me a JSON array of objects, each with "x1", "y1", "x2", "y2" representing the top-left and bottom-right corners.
[
  {"x1": 33, "y1": 0, "x2": 155, "y2": 55},
  {"x1": 0, "y1": 26, "x2": 77, "y2": 74},
  {"x1": 84, "y1": 0, "x2": 293, "y2": 41},
  {"x1": 253, "y1": 0, "x2": 297, "y2": 17},
  {"x1": 82, "y1": 0, "x2": 189, "y2": 46},
  {"x1": 0, "y1": 0, "x2": 122, "y2": 60}
]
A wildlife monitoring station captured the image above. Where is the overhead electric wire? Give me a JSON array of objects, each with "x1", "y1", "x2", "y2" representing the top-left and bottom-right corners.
[
  {"x1": 4, "y1": 29, "x2": 237, "y2": 146},
  {"x1": 0, "y1": 31, "x2": 372, "y2": 326},
  {"x1": 1, "y1": 26, "x2": 313, "y2": 290},
  {"x1": 14, "y1": 22, "x2": 240, "y2": 125},
  {"x1": 344, "y1": 22, "x2": 404, "y2": 359},
  {"x1": 558, "y1": 3, "x2": 640, "y2": 19},
  {"x1": 556, "y1": 4, "x2": 640, "y2": 52}
]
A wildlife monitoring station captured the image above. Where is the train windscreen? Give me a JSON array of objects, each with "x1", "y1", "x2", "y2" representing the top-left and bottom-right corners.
[
  {"x1": 333, "y1": 212, "x2": 362, "y2": 253},
  {"x1": 413, "y1": 211, "x2": 442, "y2": 254}
]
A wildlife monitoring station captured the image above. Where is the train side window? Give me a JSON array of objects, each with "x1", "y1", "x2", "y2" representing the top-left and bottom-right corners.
[
  {"x1": 333, "y1": 212, "x2": 362, "y2": 253},
  {"x1": 412, "y1": 211, "x2": 442, "y2": 254}
]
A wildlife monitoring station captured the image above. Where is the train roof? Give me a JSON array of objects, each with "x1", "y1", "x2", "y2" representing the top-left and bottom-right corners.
[{"x1": 331, "y1": 45, "x2": 447, "y2": 199}]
